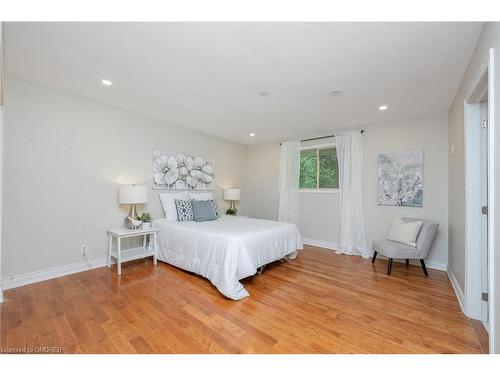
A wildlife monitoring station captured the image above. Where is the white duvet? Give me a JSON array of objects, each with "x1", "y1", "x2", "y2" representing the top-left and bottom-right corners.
[{"x1": 154, "y1": 215, "x2": 303, "y2": 300}]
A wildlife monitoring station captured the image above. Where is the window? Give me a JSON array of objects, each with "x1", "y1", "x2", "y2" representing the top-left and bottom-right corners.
[{"x1": 299, "y1": 146, "x2": 339, "y2": 190}]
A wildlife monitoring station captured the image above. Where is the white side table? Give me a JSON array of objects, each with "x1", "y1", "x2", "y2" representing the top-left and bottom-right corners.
[{"x1": 107, "y1": 227, "x2": 160, "y2": 275}]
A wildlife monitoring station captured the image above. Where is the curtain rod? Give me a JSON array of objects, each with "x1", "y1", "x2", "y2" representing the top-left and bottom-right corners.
[{"x1": 280, "y1": 129, "x2": 364, "y2": 145}]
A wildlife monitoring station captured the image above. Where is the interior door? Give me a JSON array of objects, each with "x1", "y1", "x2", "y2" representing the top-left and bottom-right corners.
[{"x1": 480, "y1": 100, "x2": 489, "y2": 329}]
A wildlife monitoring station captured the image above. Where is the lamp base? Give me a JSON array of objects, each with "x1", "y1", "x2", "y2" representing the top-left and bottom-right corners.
[
  {"x1": 124, "y1": 204, "x2": 140, "y2": 229},
  {"x1": 226, "y1": 201, "x2": 237, "y2": 216}
]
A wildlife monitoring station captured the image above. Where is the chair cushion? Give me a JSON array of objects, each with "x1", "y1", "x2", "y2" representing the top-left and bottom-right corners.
[
  {"x1": 372, "y1": 239, "x2": 424, "y2": 259},
  {"x1": 410, "y1": 220, "x2": 439, "y2": 254}
]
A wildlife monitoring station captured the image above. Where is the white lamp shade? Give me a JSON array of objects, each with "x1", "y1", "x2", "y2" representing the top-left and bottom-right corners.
[
  {"x1": 224, "y1": 188, "x2": 240, "y2": 201},
  {"x1": 119, "y1": 185, "x2": 148, "y2": 204}
]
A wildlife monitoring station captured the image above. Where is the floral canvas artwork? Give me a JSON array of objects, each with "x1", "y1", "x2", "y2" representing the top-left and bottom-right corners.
[
  {"x1": 152, "y1": 150, "x2": 215, "y2": 190},
  {"x1": 377, "y1": 151, "x2": 423, "y2": 207}
]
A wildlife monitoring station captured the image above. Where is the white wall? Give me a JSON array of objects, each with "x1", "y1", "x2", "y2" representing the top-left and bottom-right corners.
[
  {"x1": 246, "y1": 114, "x2": 449, "y2": 268},
  {"x1": 0, "y1": 23, "x2": 4, "y2": 302},
  {"x1": 246, "y1": 143, "x2": 281, "y2": 220},
  {"x1": 246, "y1": 143, "x2": 342, "y2": 244},
  {"x1": 298, "y1": 192, "x2": 340, "y2": 245},
  {"x1": 448, "y1": 22, "x2": 500, "y2": 353},
  {"x1": 0, "y1": 105, "x2": 3, "y2": 302},
  {"x1": 1, "y1": 77, "x2": 248, "y2": 279},
  {"x1": 363, "y1": 115, "x2": 449, "y2": 267},
  {"x1": 448, "y1": 23, "x2": 499, "y2": 293}
]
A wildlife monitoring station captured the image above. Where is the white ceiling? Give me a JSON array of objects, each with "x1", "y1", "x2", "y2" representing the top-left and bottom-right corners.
[{"x1": 5, "y1": 22, "x2": 482, "y2": 145}]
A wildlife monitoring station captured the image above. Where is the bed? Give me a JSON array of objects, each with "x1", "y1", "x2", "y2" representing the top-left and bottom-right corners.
[{"x1": 154, "y1": 215, "x2": 303, "y2": 300}]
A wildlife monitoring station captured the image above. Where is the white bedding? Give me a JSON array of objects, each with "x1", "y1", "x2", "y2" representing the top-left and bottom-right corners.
[{"x1": 154, "y1": 215, "x2": 303, "y2": 300}]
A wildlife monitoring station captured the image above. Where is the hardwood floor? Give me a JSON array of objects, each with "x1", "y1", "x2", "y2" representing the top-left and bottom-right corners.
[
  {"x1": 0, "y1": 245, "x2": 483, "y2": 353},
  {"x1": 470, "y1": 319, "x2": 489, "y2": 353}
]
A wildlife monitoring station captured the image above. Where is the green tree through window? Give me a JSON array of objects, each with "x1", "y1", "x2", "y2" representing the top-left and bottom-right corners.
[
  {"x1": 299, "y1": 147, "x2": 339, "y2": 189},
  {"x1": 299, "y1": 149, "x2": 317, "y2": 188}
]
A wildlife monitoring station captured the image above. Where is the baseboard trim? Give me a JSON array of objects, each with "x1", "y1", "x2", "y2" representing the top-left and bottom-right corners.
[
  {"x1": 447, "y1": 268, "x2": 466, "y2": 314},
  {"x1": 302, "y1": 237, "x2": 339, "y2": 251},
  {"x1": 391, "y1": 258, "x2": 447, "y2": 271},
  {"x1": 303, "y1": 237, "x2": 447, "y2": 271},
  {"x1": 415, "y1": 259, "x2": 447, "y2": 271},
  {"x1": 1, "y1": 257, "x2": 107, "y2": 291},
  {"x1": 1, "y1": 240, "x2": 449, "y2": 291}
]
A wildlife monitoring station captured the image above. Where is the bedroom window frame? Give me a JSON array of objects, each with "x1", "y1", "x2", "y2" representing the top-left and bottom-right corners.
[{"x1": 299, "y1": 141, "x2": 340, "y2": 194}]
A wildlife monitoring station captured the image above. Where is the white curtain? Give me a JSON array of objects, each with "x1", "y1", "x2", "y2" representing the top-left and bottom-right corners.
[
  {"x1": 278, "y1": 141, "x2": 301, "y2": 224},
  {"x1": 335, "y1": 131, "x2": 370, "y2": 258}
]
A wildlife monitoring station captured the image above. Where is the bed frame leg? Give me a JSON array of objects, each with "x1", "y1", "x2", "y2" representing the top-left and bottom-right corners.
[{"x1": 257, "y1": 265, "x2": 266, "y2": 275}]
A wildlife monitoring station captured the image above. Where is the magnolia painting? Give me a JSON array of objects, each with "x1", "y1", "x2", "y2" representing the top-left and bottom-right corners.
[
  {"x1": 377, "y1": 151, "x2": 423, "y2": 207},
  {"x1": 152, "y1": 150, "x2": 215, "y2": 190}
]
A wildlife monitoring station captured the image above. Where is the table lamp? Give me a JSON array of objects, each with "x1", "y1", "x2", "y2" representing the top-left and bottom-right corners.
[
  {"x1": 119, "y1": 185, "x2": 148, "y2": 228},
  {"x1": 224, "y1": 188, "x2": 240, "y2": 215}
]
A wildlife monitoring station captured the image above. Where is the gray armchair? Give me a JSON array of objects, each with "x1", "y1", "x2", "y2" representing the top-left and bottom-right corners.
[{"x1": 371, "y1": 217, "x2": 439, "y2": 276}]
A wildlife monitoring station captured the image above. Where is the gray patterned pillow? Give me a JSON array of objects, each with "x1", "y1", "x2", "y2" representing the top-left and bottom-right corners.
[
  {"x1": 190, "y1": 198, "x2": 219, "y2": 218},
  {"x1": 208, "y1": 199, "x2": 219, "y2": 218},
  {"x1": 191, "y1": 200, "x2": 217, "y2": 222},
  {"x1": 174, "y1": 199, "x2": 194, "y2": 221}
]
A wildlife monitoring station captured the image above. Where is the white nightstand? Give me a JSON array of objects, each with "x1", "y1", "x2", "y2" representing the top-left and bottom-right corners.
[{"x1": 107, "y1": 227, "x2": 160, "y2": 275}]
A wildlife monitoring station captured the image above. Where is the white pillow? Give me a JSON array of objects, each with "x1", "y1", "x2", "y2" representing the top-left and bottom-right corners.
[
  {"x1": 159, "y1": 192, "x2": 190, "y2": 221},
  {"x1": 188, "y1": 191, "x2": 214, "y2": 201},
  {"x1": 386, "y1": 217, "x2": 424, "y2": 248}
]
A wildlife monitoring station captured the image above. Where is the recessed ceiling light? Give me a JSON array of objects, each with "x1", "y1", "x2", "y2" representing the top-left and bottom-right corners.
[
  {"x1": 259, "y1": 91, "x2": 269, "y2": 97},
  {"x1": 329, "y1": 89, "x2": 343, "y2": 96},
  {"x1": 249, "y1": 133, "x2": 256, "y2": 137},
  {"x1": 101, "y1": 79, "x2": 112, "y2": 86},
  {"x1": 379, "y1": 105, "x2": 388, "y2": 111}
]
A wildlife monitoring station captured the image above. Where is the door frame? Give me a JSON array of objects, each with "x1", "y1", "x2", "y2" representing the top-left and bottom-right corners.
[
  {"x1": 464, "y1": 48, "x2": 496, "y2": 353},
  {"x1": 479, "y1": 101, "x2": 489, "y2": 326}
]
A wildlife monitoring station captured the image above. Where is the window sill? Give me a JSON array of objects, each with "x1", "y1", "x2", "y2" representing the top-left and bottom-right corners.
[{"x1": 299, "y1": 189, "x2": 340, "y2": 194}]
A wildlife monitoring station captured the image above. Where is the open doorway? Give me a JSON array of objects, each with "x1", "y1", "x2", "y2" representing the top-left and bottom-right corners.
[{"x1": 464, "y1": 48, "x2": 496, "y2": 353}]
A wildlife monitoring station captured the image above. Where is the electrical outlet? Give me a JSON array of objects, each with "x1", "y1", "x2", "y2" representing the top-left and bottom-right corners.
[{"x1": 81, "y1": 245, "x2": 88, "y2": 257}]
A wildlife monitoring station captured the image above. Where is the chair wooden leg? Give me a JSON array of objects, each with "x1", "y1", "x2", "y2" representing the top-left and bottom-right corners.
[
  {"x1": 372, "y1": 251, "x2": 378, "y2": 264},
  {"x1": 387, "y1": 258, "x2": 393, "y2": 275},
  {"x1": 406, "y1": 259, "x2": 410, "y2": 267},
  {"x1": 420, "y1": 259, "x2": 428, "y2": 277}
]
